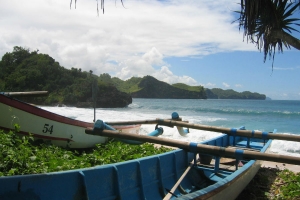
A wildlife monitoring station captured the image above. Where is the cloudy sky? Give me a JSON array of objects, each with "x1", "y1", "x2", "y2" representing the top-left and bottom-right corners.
[{"x1": 1, "y1": 0, "x2": 300, "y2": 100}]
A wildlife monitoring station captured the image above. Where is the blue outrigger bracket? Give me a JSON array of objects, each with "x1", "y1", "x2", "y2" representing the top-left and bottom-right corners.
[
  {"x1": 93, "y1": 120, "x2": 164, "y2": 145},
  {"x1": 171, "y1": 112, "x2": 189, "y2": 136}
]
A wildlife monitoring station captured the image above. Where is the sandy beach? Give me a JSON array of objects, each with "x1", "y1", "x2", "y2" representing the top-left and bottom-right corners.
[{"x1": 261, "y1": 161, "x2": 300, "y2": 172}]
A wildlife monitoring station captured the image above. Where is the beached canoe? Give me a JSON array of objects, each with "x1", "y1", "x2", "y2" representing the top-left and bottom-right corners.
[
  {"x1": 0, "y1": 93, "x2": 141, "y2": 149},
  {"x1": 2, "y1": 119, "x2": 295, "y2": 200}
]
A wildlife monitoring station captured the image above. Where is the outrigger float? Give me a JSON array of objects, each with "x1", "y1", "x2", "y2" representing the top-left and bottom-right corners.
[{"x1": 1, "y1": 92, "x2": 300, "y2": 199}]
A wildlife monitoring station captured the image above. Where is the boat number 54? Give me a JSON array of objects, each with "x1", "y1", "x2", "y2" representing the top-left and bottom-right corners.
[{"x1": 42, "y1": 124, "x2": 54, "y2": 134}]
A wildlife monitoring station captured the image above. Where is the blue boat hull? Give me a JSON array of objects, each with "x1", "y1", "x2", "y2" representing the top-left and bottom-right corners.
[{"x1": 0, "y1": 133, "x2": 271, "y2": 200}]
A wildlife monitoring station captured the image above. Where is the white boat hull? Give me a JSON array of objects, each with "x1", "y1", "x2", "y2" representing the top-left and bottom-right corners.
[{"x1": 0, "y1": 94, "x2": 140, "y2": 148}]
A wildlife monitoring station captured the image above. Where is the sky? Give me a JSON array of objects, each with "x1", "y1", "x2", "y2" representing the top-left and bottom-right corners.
[{"x1": 1, "y1": 0, "x2": 300, "y2": 100}]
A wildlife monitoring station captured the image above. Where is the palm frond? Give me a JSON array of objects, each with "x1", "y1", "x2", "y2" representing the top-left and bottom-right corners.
[{"x1": 238, "y1": 0, "x2": 300, "y2": 68}]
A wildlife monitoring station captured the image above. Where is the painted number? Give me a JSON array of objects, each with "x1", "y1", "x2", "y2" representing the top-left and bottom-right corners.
[{"x1": 42, "y1": 124, "x2": 54, "y2": 134}]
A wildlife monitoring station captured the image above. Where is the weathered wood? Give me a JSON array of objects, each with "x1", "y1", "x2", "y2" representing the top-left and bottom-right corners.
[
  {"x1": 85, "y1": 128, "x2": 300, "y2": 165},
  {"x1": 163, "y1": 163, "x2": 193, "y2": 200},
  {"x1": 155, "y1": 119, "x2": 300, "y2": 142},
  {"x1": 3, "y1": 91, "x2": 49, "y2": 97},
  {"x1": 105, "y1": 118, "x2": 300, "y2": 142}
]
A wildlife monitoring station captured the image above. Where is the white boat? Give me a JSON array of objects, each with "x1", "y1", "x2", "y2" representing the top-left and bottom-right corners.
[{"x1": 0, "y1": 93, "x2": 141, "y2": 149}]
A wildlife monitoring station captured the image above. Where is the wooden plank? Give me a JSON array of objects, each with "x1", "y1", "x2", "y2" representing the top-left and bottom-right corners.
[{"x1": 163, "y1": 163, "x2": 193, "y2": 200}]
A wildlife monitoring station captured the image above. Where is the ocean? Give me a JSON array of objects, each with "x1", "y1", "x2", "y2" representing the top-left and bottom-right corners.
[{"x1": 41, "y1": 98, "x2": 300, "y2": 158}]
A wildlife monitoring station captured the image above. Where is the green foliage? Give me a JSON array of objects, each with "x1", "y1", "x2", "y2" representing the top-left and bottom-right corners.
[
  {"x1": 273, "y1": 169, "x2": 300, "y2": 199},
  {"x1": 206, "y1": 88, "x2": 266, "y2": 100},
  {"x1": 172, "y1": 83, "x2": 202, "y2": 92},
  {"x1": 0, "y1": 46, "x2": 124, "y2": 106},
  {"x1": 110, "y1": 76, "x2": 142, "y2": 93},
  {"x1": 0, "y1": 129, "x2": 171, "y2": 176},
  {"x1": 172, "y1": 83, "x2": 206, "y2": 98},
  {"x1": 237, "y1": 0, "x2": 300, "y2": 66}
]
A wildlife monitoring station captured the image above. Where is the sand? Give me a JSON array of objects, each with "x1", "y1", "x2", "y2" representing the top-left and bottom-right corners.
[{"x1": 261, "y1": 161, "x2": 300, "y2": 173}]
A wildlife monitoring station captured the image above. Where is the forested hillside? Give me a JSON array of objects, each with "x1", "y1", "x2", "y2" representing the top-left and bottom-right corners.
[
  {"x1": 101, "y1": 75, "x2": 207, "y2": 99},
  {"x1": 0, "y1": 47, "x2": 132, "y2": 107},
  {"x1": 1, "y1": 46, "x2": 266, "y2": 105},
  {"x1": 100, "y1": 73, "x2": 265, "y2": 100},
  {"x1": 205, "y1": 88, "x2": 266, "y2": 100}
]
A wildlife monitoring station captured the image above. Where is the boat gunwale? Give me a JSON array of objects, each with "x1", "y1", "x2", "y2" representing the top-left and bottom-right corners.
[
  {"x1": 0, "y1": 94, "x2": 140, "y2": 130},
  {"x1": 0, "y1": 94, "x2": 92, "y2": 128},
  {"x1": 175, "y1": 138, "x2": 273, "y2": 199}
]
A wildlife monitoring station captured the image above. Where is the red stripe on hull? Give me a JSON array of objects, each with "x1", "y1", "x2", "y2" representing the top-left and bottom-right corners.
[{"x1": 0, "y1": 94, "x2": 92, "y2": 128}]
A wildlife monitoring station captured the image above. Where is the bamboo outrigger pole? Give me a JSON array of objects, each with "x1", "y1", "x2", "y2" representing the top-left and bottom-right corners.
[
  {"x1": 85, "y1": 128, "x2": 300, "y2": 165},
  {"x1": 107, "y1": 118, "x2": 300, "y2": 142},
  {"x1": 155, "y1": 119, "x2": 300, "y2": 142},
  {"x1": 2, "y1": 91, "x2": 49, "y2": 97}
]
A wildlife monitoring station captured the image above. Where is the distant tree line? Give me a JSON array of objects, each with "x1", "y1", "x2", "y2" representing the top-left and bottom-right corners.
[
  {"x1": 0, "y1": 46, "x2": 131, "y2": 107},
  {"x1": 99, "y1": 73, "x2": 265, "y2": 100},
  {"x1": 205, "y1": 88, "x2": 266, "y2": 100}
]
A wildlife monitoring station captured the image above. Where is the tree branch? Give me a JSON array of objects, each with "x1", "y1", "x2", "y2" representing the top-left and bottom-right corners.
[{"x1": 271, "y1": 30, "x2": 300, "y2": 50}]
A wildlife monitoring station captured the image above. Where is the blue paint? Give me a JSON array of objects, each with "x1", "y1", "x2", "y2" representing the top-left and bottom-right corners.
[
  {"x1": 230, "y1": 128, "x2": 237, "y2": 136},
  {"x1": 119, "y1": 127, "x2": 164, "y2": 145},
  {"x1": 235, "y1": 149, "x2": 244, "y2": 160},
  {"x1": 262, "y1": 132, "x2": 268, "y2": 140},
  {"x1": 251, "y1": 130, "x2": 255, "y2": 137},
  {"x1": 171, "y1": 112, "x2": 179, "y2": 119},
  {"x1": 189, "y1": 142, "x2": 198, "y2": 152}
]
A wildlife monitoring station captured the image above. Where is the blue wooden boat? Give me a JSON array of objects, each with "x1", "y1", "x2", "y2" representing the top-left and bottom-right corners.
[{"x1": 1, "y1": 115, "x2": 300, "y2": 200}]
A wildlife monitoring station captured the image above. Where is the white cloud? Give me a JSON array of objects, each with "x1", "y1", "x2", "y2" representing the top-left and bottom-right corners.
[
  {"x1": 203, "y1": 82, "x2": 216, "y2": 88},
  {"x1": 0, "y1": 0, "x2": 255, "y2": 85},
  {"x1": 142, "y1": 47, "x2": 164, "y2": 66},
  {"x1": 272, "y1": 66, "x2": 300, "y2": 71},
  {"x1": 235, "y1": 84, "x2": 243, "y2": 88},
  {"x1": 223, "y1": 82, "x2": 230, "y2": 88},
  {"x1": 153, "y1": 66, "x2": 198, "y2": 85}
]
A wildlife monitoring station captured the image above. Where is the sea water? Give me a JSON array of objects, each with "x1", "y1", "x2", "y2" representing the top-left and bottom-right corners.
[{"x1": 41, "y1": 99, "x2": 300, "y2": 158}]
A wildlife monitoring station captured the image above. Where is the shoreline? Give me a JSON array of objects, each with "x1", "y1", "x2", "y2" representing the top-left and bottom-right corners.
[{"x1": 261, "y1": 161, "x2": 300, "y2": 172}]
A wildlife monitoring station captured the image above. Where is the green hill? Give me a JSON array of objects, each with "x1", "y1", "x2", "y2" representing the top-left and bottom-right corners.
[
  {"x1": 109, "y1": 75, "x2": 207, "y2": 99},
  {"x1": 0, "y1": 46, "x2": 132, "y2": 108},
  {"x1": 205, "y1": 88, "x2": 266, "y2": 100}
]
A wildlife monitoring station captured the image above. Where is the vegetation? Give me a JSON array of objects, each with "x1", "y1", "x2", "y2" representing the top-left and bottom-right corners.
[
  {"x1": 0, "y1": 128, "x2": 171, "y2": 176},
  {"x1": 172, "y1": 83, "x2": 206, "y2": 93},
  {"x1": 1, "y1": 127, "x2": 300, "y2": 199},
  {"x1": 237, "y1": 0, "x2": 300, "y2": 67},
  {"x1": 206, "y1": 88, "x2": 266, "y2": 99},
  {"x1": 237, "y1": 167, "x2": 300, "y2": 199},
  {"x1": 105, "y1": 75, "x2": 265, "y2": 100},
  {"x1": 0, "y1": 46, "x2": 132, "y2": 107},
  {"x1": 110, "y1": 75, "x2": 207, "y2": 99},
  {"x1": 100, "y1": 74, "x2": 142, "y2": 94}
]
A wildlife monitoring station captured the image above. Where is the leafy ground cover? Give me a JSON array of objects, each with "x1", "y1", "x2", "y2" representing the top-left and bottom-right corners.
[
  {"x1": 237, "y1": 166, "x2": 300, "y2": 199},
  {"x1": 0, "y1": 128, "x2": 171, "y2": 176}
]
